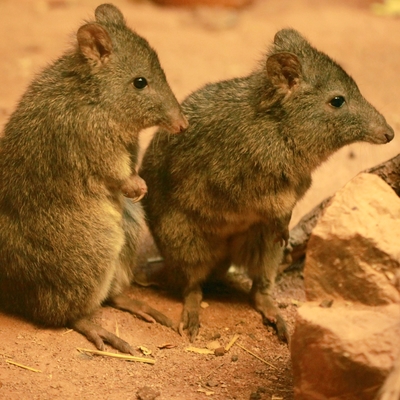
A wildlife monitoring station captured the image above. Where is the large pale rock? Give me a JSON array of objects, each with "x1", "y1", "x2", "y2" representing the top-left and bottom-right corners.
[
  {"x1": 291, "y1": 173, "x2": 400, "y2": 400},
  {"x1": 305, "y1": 173, "x2": 400, "y2": 305},
  {"x1": 291, "y1": 303, "x2": 400, "y2": 400}
]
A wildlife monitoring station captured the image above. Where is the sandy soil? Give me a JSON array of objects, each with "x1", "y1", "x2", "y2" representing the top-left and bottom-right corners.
[{"x1": 0, "y1": 0, "x2": 399, "y2": 399}]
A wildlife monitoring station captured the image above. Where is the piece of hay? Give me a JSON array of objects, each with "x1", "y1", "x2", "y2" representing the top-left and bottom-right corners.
[
  {"x1": 235, "y1": 343, "x2": 277, "y2": 370},
  {"x1": 6, "y1": 360, "x2": 42, "y2": 373},
  {"x1": 224, "y1": 333, "x2": 239, "y2": 352},
  {"x1": 185, "y1": 346, "x2": 215, "y2": 355},
  {"x1": 115, "y1": 321, "x2": 119, "y2": 338},
  {"x1": 76, "y1": 348, "x2": 155, "y2": 364},
  {"x1": 197, "y1": 388, "x2": 215, "y2": 396}
]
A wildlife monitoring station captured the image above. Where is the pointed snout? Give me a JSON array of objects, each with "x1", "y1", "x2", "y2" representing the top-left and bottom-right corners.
[
  {"x1": 384, "y1": 125, "x2": 395, "y2": 143},
  {"x1": 369, "y1": 121, "x2": 395, "y2": 144},
  {"x1": 167, "y1": 111, "x2": 189, "y2": 134},
  {"x1": 159, "y1": 92, "x2": 189, "y2": 134}
]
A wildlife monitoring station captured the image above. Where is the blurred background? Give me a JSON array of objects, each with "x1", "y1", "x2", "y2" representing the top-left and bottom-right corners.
[{"x1": 1, "y1": 0, "x2": 399, "y2": 225}]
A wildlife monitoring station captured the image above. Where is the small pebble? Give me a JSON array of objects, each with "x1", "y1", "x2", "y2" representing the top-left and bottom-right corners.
[
  {"x1": 200, "y1": 301, "x2": 209, "y2": 309},
  {"x1": 137, "y1": 386, "x2": 160, "y2": 400},
  {"x1": 214, "y1": 347, "x2": 226, "y2": 357},
  {"x1": 206, "y1": 379, "x2": 219, "y2": 387},
  {"x1": 211, "y1": 332, "x2": 221, "y2": 340},
  {"x1": 231, "y1": 354, "x2": 239, "y2": 362}
]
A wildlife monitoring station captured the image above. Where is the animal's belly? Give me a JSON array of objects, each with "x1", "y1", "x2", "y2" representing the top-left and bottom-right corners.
[{"x1": 208, "y1": 188, "x2": 298, "y2": 239}]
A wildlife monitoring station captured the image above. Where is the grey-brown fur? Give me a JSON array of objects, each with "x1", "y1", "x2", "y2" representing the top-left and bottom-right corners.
[
  {"x1": 0, "y1": 3, "x2": 187, "y2": 353},
  {"x1": 139, "y1": 29, "x2": 394, "y2": 342}
]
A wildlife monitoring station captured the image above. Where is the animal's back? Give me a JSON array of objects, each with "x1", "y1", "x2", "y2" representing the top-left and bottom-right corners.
[{"x1": 141, "y1": 72, "x2": 299, "y2": 241}]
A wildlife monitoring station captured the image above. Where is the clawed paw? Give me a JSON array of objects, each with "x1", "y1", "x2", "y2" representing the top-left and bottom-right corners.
[
  {"x1": 272, "y1": 215, "x2": 291, "y2": 247},
  {"x1": 179, "y1": 310, "x2": 200, "y2": 342},
  {"x1": 121, "y1": 174, "x2": 147, "y2": 201},
  {"x1": 253, "y1": 290, "x2": 290, "y2": 344},
  {"x1": 273, "y1": 227, "x2": 289, "y2": 247},
  {"x1": 109, "y1": 294, "x2": 175, "y2": 329},
  {"x1": 261, "y1": 313, "x2": 290, "y2": 344},
  {"x1": 71, "y1": 318, "x2": 134, "y2": 354}
]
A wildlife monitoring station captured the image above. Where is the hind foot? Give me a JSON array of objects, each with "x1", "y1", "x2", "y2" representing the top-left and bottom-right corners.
[
  {"x1": 252, "y1": 288, "x2": 289, "y2": 344},
  {"x1": 109, "y1": 293, "x2": 174, "y2": 329},
  {"x1": 71, "y1": 317, "x2": 134, "y2": 354}
]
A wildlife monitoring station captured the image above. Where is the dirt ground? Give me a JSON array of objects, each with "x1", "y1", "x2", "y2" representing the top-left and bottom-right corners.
[{"x1": 0, "y1": 0, "x2": 399, "y2": 399}]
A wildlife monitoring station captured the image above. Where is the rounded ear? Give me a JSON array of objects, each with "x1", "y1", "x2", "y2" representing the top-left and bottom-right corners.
[
  {"x1": 266, "y1": 52, "x2": 302, "y2": 91},
  {"x1": 77, "y1": 23, "x2": 113, "y2": 66},
  {"x1": 274, "y1": 29, "x2": 306, "y2": 47},
  {"x1": 95, "y1": 4, "x2": 125, "y2": 25}
]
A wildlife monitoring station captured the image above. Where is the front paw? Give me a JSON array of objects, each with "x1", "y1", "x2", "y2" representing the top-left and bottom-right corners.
[
  {"x1": 121, "y1": 174, "x2": 148, "y2": 202},
  {"x1": 273, "y1": 217, "x2": 291, "y2": 247},
  {"x1": 273, "y1": 227, "x2": 289, "y2": 247},
  {"x1": 179, "y1": 308, "x2": 201, "y2": 343},
  {"x1": 179, "y1": 288, "x2": 203, "y2": 342}
]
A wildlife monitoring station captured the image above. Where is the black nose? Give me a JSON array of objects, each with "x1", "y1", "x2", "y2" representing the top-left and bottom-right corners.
[{"x1": 385, "y1": 127, "x2": 395, "y2": 143}]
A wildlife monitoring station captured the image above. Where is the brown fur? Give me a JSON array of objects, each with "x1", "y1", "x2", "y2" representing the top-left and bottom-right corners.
[
  {"x1": 0, "y1": 3, "x2": 187, "y2": 353},
  {"x1": 139, "y1": 29, "x2": 394, "y2": 342}
]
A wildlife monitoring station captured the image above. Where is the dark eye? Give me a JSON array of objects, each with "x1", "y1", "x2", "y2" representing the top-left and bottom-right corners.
[
  {"x1": 329, "y1": 96, "x2": 346, "y2": 108},
  {"x1": 133, "y1": 77, "x2": 148, "y2": 89}
]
